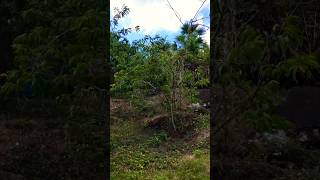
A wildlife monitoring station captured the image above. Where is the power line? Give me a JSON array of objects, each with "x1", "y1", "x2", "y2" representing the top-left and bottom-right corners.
[{"x1": 166, "y1": 0, "x2": 183, "y2": 25}]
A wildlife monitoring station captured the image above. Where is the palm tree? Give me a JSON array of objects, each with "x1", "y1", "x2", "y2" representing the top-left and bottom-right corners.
[{"x1": 175, "y1": 21, "x2": 206, "y2": 54}]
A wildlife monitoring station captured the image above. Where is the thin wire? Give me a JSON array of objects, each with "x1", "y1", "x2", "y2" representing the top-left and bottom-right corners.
[
  {"x1": 166, "y1": 0, "x2": 183, "y2": 25},
  {"x1": 191, "y1": 0, "x2": 207, "y2": 23}
]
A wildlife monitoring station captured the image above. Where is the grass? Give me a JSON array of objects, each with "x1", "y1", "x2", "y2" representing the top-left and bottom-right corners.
[{"x1": 110, "y1": 111, "x2": 210, "y2": 180}]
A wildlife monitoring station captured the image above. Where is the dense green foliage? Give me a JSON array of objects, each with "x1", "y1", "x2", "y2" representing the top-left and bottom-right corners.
[
  {"x1": 212, "y1": 1, "x2": 320, "y2": 132},
  {"x1": 1, "y1": 0, "x2": 107, "y2": 99},
  {"x1": 110, "y1": 5, "x2": 209, "y2": 133},
  {"x1": 212, "y1": 0, "x2": 320, "y2": 179},
  {"x1": 0, "y1": 1, "x2": 107, "y2": 179}
]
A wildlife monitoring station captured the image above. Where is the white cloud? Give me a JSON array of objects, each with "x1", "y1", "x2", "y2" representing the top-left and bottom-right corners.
[
  {"x1": 111, "y1": 0, "x2": 210, "y2": 44},
  {"x1": 203, "y1": 31, "x2": 210, "y2": 45}
]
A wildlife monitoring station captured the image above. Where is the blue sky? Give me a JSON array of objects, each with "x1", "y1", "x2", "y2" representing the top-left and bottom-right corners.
[{"x1": 110, "y1": 0, "x2": 210, "y2": 44}]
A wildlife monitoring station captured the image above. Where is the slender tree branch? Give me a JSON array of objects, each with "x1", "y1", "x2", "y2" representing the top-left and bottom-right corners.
[
  {"x1": 192, "y1": 16, "x2": 210, "y2": 23},
  {"x1": 212, "y1": 84, "x2": 262, "y2": 135},
  {"x1": 197, "y1": 23, "x2": 210, "y2": 29}
]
